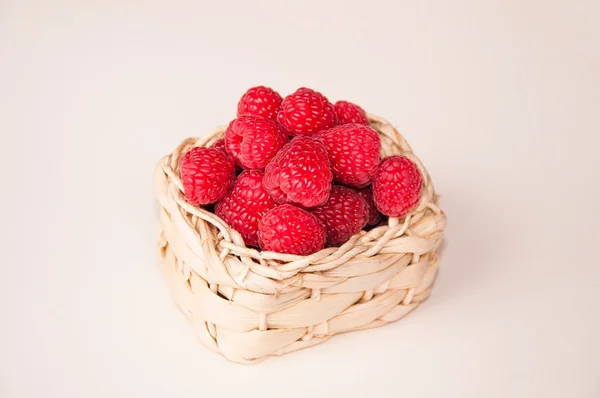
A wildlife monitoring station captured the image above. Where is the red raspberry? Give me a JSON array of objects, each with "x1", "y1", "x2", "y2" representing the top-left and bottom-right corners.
[
  {"x1": 237, "y1": 86, "x2": 283, "y2": 121},
  {"x1": 258, "y1": 204, "x2": 326, "y2": 255},
  {"x1": 334, "y1": 100, "x2": 369, "y2": 125},
  {"x1": 263, "y1": 136, "x2": 333, "y2": 208},
  {"x1": 215, "y1": 170, "x2": 277, "y2": 247},
  {"x1": 212, "y1": 138, "x2": 246, "y2": 176},
  {"x1": 211, "y1": 138, "x2": 228, "y2": 155},
  {"x1": 277, "y1": 87, "x2": 337, "y2": 136},
  {"x1": 316, "y1": 124, "x2": 381, "y2": 188},
  {"x1": 225, "y1": 116, "x2": 288, "y2": 170},
  {"x1": 180, "y1": 147, "x2": 235, "y2": 205},
  {"x1": 311, "y1": 186, "x2": 369, "y2": 246},
  {"x1": 372, "y1": 155, "x2": 423, "y2": 217},
  {"x1": 357, "y1": 186, "x2": 383, "y2": 226}
]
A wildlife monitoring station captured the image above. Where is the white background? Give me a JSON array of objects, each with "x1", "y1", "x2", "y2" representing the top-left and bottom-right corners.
[{"x1": 1, "y1": 0, "x2": 599, "y2": 397}]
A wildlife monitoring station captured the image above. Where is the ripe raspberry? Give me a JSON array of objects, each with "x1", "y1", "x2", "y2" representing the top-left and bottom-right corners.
[
  {"x1": 372, "y1": 155, "x2": 423, "y2": 217},
  {"x1": 215, "y1": 170, "x2": 277, "y2": 247},
  {"x1": 357, "y1": 186, "x2": 383, "y2": 226},
  {"x1": 180, "y1": 147, "x2": 235, "y2": 205},
  {"x1": 311, "y1": 186, "x2": 369, "y2": 246},
  {"x1": 258, "y1": 204, "x2": 326, "y2": 255},
  {"x1": 316, "y1": 124, "x2": 381, "y2": 188},
  {"x1": 237, "y1": 86, "x2": 283, "y2": 121},
  {"x1": 277, "y1": 87, "x2": 337, "y2": 136},
  {"x1": 225, "y1": 116, "x2": 288, "y2": 170},
  {"x1": 263, "y1": 136, "x2": 333, "y2": 208},
  {"x1": 334, "y1": 100, "x2": 369, "y2": 125},
  {"x1": 211, "y1": 138, "x2": 228, "y2": 155}
]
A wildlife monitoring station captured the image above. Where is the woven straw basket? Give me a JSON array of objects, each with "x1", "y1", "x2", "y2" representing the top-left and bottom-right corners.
[{"x1": 154, "y1": 114, "x2": 446, "y2": 364}]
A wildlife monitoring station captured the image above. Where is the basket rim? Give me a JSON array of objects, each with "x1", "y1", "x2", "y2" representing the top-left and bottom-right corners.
[{"x1": 154, "y1": 113, "x2": 445, "y2": 273}]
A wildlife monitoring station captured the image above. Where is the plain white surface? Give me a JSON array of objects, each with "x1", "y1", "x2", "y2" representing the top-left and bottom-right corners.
[{"x1": 1, "y1": 0, "x2": 600, "y2": 397}]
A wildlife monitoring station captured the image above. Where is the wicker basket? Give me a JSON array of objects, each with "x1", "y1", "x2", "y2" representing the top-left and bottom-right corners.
[{"x1": 154, "y1": 114, "x2": 446, "y2": 364}]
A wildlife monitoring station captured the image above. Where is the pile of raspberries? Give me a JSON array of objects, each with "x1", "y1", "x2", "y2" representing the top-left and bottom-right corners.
[{"x1": 180, "y1": 86, "x2": 423, "y2": 255}]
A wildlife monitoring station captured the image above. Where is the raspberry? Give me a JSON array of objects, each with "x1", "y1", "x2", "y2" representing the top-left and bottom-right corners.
[
  {"x1": 311, "y1": 186, "x2": 369, "y2": 246},
  {"x1": 277, "y1": 87, "x2": 337, "y2": 136},
  {"x1": 258, "y1": 204, "x2": 326, "y2": 255},
  {"x1": 372, "y1": 155, "x2": 423, "y2": 217},
  {"x1": 263, "y1": 136, "x2": 333, "y2": 208},
  {"x1": 211, "y1": 138, "x2": 228, "y2": 155},
  {"x1": 356, "y1": 186, "x2": 383, "y2": 226},
  {"x1": 316, "y1": 124, "x2": 381, "y2": 188},
  {"x1": 334, "y1": 100, "x2": 369, "y2": 125},
  {"x1": 180, "y1": 147, "x2": 235, "y2": 205},
  {"x1": 215, "y1": 170, "x2": 277, "y2": 247},
  {"x1": 237, "y1": 86, "x2": 283, "y2": 121},
  {"x1": 225, "y1": 116, "x2": 288, "y2": 170}
]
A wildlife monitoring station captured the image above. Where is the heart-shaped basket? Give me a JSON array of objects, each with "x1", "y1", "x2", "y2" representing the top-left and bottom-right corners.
[{"x1": 154, "y1": 114, "x2": 446, "y2": 364}]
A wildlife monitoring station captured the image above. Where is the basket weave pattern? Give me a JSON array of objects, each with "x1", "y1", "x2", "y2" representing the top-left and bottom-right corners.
[{"x1": 154, "y1": 114, "x2": 446, "y2": 364}]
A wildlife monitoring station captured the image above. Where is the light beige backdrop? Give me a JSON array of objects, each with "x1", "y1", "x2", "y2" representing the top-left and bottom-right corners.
[{"x1": 1, "y1": 0, "x2": 599, "y2": 397}]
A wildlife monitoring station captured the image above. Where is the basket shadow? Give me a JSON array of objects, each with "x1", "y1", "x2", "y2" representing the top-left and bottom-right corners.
[{"x1": 425, "y1": 186, "x2": 507, "y2": 306}]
